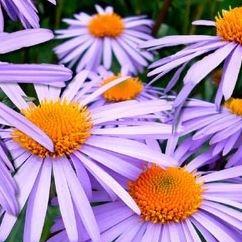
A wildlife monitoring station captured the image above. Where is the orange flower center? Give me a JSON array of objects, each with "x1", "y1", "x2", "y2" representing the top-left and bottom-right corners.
[
  {"x1": 102, "y1": 75, "x2": 143, "y2": 102},
  {"x1": 128, "y1": 166, "x2": 203, "y2": 224},
  {"x1": 12, "y1": 100, "x2": 92, "y2": 158},
  {"x1": 88, "y1": 13, "x2": 124, "y2": 38},
  {"x1": 224, "y1": 98, "x2": 242, "y2": 116},
  {"x1": 215, "y1": 7, "x2": 242, "y2": 44}
]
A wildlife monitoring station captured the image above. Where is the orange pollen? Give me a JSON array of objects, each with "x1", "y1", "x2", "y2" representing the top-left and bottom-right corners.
[
  {"x1": 88, "y1": 13, "x2": 124, "y2": 38},
  {"x1": 215, "y1": 7, "x2": 242, "y2": 44},
  {"x1": 128, "y1": 166, "x2": 203, "y2": 224},
  {"x1": 102, "y1": 75, "x2": 143, "y2": 102},
  {"x1": 224, "y1": 98, "x2": 242, "y2": 116},
  {"x1": 12, "y1": 100, "x2": 92, "y2": 158}
]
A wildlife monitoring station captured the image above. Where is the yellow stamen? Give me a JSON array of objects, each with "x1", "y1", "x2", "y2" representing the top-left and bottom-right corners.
[
  {"x1": 224, "y1": 98, "x2": 242, "y2": 116},
  {"x1": 12, "y1": 100, "x2": 92, "y2": 158},
  {"x1": 88, "y1": 13, "x2": 124, "y2": 38},
  {"x1": 215, "y1": 7, "x2": 242, "y2": 44},
  {"x1": 128, "y1": 166, "x2": 203, "y2": 224},
  {"x1": 102, "y1": 75, "x2": 143, "y2": 102}
]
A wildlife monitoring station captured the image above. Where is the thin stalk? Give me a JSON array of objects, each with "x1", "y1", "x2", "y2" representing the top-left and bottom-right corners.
[{"x1": 152, "y1": 0, "x2": 172, "y2": 36}]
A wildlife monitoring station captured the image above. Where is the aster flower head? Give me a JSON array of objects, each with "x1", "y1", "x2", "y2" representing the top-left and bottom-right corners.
[
  {"x1": 0, "y1": 0, "x2": 56, "y2": 30},
  {"x1": 179, "y1": 97, "x2": 242, "y2": 167},
  {"x1": 84, "y1": 66, "x2": 175, "y2": 123},
  {"x1": 0, "y1": 71, "x2": 177, "y2": 242},
  {"x1": 54, "y1": 5, "x2": 154, "y2": 74},
  {"x1": 48, "y1": 142, "x2": 242, "y2": 242},
  {"x1": 141, "y1": 6, "x2": 242, "y2": 108}
]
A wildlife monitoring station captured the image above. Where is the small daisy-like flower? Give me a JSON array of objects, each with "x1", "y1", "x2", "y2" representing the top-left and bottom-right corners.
[
  {"x1": 84, "y1": 66, "x2": 174, "y2": 123},
  {"x1": 180, "y1": 98, "x2": 242, "y2": 167},
  {"x1": 0, "y1": 71, "x2": 176, "y2": 242},
  {"x1": 142, "y1": 7, "x2": 242, "y2": 107},
  {"x1": 48, "y1": 144, "x2": 242, "y2": 242},
  {"x1": 0, "y1": 0, "x2": 56, "y2": 30},
  {"x1": 0, "y1": 142, "x2": 18, "y2": 216},
  {"x1": 55, "y1": 5, "x2": 154, "y2": 74}
]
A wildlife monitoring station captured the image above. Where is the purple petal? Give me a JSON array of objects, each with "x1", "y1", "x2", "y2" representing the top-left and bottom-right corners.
[
  {"x1": 0, "y1": 5, "x2": 4, "y2": 32},
  {"x1": 203, "y1": 195, "x2": 242, "y2": 210},
  {"x1": 85, "y1": 136, "x2": 177, "y2": 167},
  {"x1": 74, "y1": 152, "x2": 141, "y2": 215},
  {"x1": 62, "y1": 157, "x2": 100, "y2": 242},
  {"x1": 0, "y1": 29, "x2": 53, "y2": 54},
  {"x1": 183, "y1": 219, "x2": 201, "y2": 241},
  {"x1": 53, "y1": 158, "x2": 78, "y2": 242},
  {"x1": 81, "y1": 145, "x2": 141, "y2": 180},
  {"x1": 192, "y1": 211, "x2": 238, "y2": 242},
  {"x1": 183, "y1": 42, "x2": 237, "y2": 85},
  {"x1": 192, "y1": 20, "x2": 216, "y2": 26},
  {"x1": 103, "y1": 37, "x2": 112, "y2": 69},
  {"x1": 185, "y1": 150, "x2": 213, "y2": 172},
  {"x1": 24, "y1": 159, "x2": 52, "y2": 242},
  {"x1": 0, "y1": 83, "x2": 29, "y2": 110},
  {"x1": 70, "y1": 155, "x2": 92, "y2": 199},
  {"x1": 140, "y1": 35, "x2": 218, "y2": 49},
  {"x1": 0, "y1": 63, "x2": 72, "y2": 86},
  {"x1": 8, "y1": 0, "x2": 39, "y2": 28},
  {"x1": 141, "y1": 223, "x2": 161, "y2": 242},
  {"x1": 61, "y1": 70, "x2": 89, "y2": 101},
  {"x1": 198, "y1": 166, "x2": 242, "y2": 183},
  {"x1": 0, "y1": 157, "x2": 42, "y2": 241},
  {"x1": 222, "y1": 45, "x2": 242, "y2": 100}
]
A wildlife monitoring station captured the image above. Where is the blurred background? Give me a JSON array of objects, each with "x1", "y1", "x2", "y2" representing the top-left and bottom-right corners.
[{"x1": 3, "y1": 0, "x2": 241, "y2": 241}]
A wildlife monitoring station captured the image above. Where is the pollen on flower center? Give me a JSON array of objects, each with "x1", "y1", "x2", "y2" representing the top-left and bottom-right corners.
[
  {"x1": 88, "y1": 13, "x2": 124, "y2": 38},
  {"x1": 224, "y1": 98, "x2": 242, "y2": 116},
  {"x1": 12, "y1": 100, "x2": 92, "y2": 158},
  {"x1": 102, "y1": 75, "x2": 143, "y2": 102},
  {"x1": 215, "y1": 7, "x2": 242, "y2": 44},
  {"x1": 128, "y1": 166, "x2": 203, "y2": 224}
]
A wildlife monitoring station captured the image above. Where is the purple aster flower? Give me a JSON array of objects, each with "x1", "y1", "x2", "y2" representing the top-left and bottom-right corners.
[
  {"x1": 81, "y1": 66, "x2": 175, "y2": 124},
  {"x1": 0, "y1": 141, "x2": 18, "y2": 216},
  {"x1": 179, "y1": 97, "x2": 242, "y2": 167},
  {"x1": 0, "y1": 0, "x2": 56, "y2": 30},
  {"x1": 141, "y1": 7, "x2": 242, "y2": 108},
  {"x1": 48, "y1": 143, "x2": 242, "y2": 242},
  {"x1": 54, "y1": 5, "x2": 154, "y2": 74},
  {"x1": 0, "y1": 71, "x2": 177, "y2": 242}
]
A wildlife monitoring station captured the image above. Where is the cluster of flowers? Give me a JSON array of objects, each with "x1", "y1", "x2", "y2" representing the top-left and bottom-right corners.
[{"x1": 0, "y1": 2, "x2": 241, "y2": 242}]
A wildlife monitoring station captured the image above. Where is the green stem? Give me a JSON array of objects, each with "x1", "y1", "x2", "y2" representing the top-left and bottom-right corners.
[
  {"x1": 55, "y1": 0, "x2": 64, "y2": 28},
  {"x1": 152, "y1": 0, "x2": 172, "y2": 36}
]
